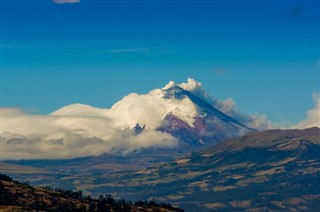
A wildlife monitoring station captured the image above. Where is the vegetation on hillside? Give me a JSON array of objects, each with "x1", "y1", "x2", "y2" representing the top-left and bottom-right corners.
[{"x1": 0, "y1": 173, "x2": 183, "y2": 212}]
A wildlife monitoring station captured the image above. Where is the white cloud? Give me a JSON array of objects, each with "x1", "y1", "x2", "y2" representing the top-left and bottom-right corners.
[
  {"x1": 0, "y1": 44, "x2": 11, "y2": 48},
  {"x1": 213, "y1": 98, "x2": 277, "y2": 130},
  {"x1": 0, "y1": 79, "x2": 217, "y2": 160},
  {"x1": 170, "y1": 78, "x2": 276, "y2": 130},
  {"x1": 108, "y1": 48, "x2": 150, "y2": 53},
  {"x1": 1, "y1": 107, "x2": 178, "y2": 160},
  {"x1": 108, "y1": 93, "x2": 166, "y2": 129},
  {"x1": 108, "y1": 87, "x2": 200, "y2": 128},
  {"x1": 214, "y1": 98, "x2": 236, "y2": 116},
  {"x1": 245, "y1": 114, "x2": 277, "y2": 130},
  {"x1": 291, "y1": 93, "x2": 320, "y2": 129},
  {"x1": 178, "y1": 78, "x2": 210, "y2": 101},
  {"x1": 3, "y1": 78, "x2": 316, "y2": 160},
  {"x1": 0, "y1": 80, "x2": 194, "y2": 160},
  {"x1": 53, "y1": 0, "x2": 80, "y2": 4},
  {"x1": 213, "y1": 92, "x2": 320, "y2": 130}
]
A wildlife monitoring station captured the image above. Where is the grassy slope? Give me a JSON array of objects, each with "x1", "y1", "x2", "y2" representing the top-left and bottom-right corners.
[{"x1": 83, "y1": 128, "x2": 320, "y2": 211}]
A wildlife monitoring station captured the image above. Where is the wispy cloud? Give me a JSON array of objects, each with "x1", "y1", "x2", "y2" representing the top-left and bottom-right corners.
[
  {"x1": 53, "y1": 0, "x2": 80, "y2": 4},
  {"x1": 214, "y1": 68, "x2": 228, "y2": 76},
  {"x1": 176, "y1": 78, "x2": 278, "y2": 130},
  {"x1": 108, "y1": 48, "x2": 150, "y2": 53},
  {"x1": 0, "y1": 44, "x2": 11, "y2": 49},
  {"x1": 155, "y1": 50, "x2": 178, "y2": 55},
  {"x1": 291, "y1": 93, "x2": 320, "y2": 129}
]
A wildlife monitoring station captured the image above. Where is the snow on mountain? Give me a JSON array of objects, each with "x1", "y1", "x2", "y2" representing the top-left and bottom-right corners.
[
  {"x1": 49, "y1": 78, "x2": 252, "y2": 146},
  {"x1": 2, "y1": 78, "x2": 253, "y2": 159},
  {"x1": 52, "y1": 104, "x2": 109, "y2": 117},
  {"x1": 157, "y1": 85, "x2": 253, "y2": 146},
  {"x1": 50, "y1": 79, "x2": 206, "y2": 130},
  {"x1": 105, "y1": 79, "x2": 252, "y2": 145},
  {"x1": 108, "y1": 86, "x2": 202, "y2": 129}
]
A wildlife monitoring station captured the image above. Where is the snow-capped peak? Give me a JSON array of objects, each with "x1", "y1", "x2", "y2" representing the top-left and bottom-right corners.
[
  {"x1": 162, "y1": 78, "x2": 204, "y2": 94},
  {"x1": 50, "y1": 80, "x2": 204, "y2": 130},
  {"x1": 162, "y1": 78, "x2": 209, "y2": 102},
  {"x1": 108, "y1": 85, "x2": 201, "y2": 129},
  {"x1": 50, "y1": 79, "x2": 246, "y2": 132},
  {"x1": 2, "y1": 78, "x2": 254, "y2": 160}
]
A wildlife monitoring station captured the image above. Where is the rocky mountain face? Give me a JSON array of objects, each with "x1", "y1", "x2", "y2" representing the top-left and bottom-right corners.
[
  {"x1": 67, "y1": 127, "x2": 319, "y2": 211},
  {"x1": 2, "y1": 80, "x2": 254, "y2": 177},
  {"x1": 51, "y1": 81, "x2": 253, "y2": 149},
  {"x1": 158, "y1": 86, "x2": 252, "y2": 146}
]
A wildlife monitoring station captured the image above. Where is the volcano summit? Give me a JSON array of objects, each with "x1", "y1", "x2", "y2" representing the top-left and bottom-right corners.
[{"x1": 2, "y1": 79, "x2": 253, "y2": 160}]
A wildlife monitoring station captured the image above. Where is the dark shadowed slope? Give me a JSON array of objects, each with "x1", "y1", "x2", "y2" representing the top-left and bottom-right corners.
[{"x1": 0, "y1": 174, "x2": 183, "y2": 212}]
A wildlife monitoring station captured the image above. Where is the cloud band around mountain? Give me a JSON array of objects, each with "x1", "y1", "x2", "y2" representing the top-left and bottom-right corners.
[
  {"x1": 1, "y1": 79, "x2": 318, "y2": 160},
  {"x1": 1, "y1": 107, "x2": 177, "y2": 160}
]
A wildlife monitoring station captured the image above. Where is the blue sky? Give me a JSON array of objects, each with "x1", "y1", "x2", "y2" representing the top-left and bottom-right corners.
[{"x1": 1, "y1": 0, "x2": 319, "y2": 124}]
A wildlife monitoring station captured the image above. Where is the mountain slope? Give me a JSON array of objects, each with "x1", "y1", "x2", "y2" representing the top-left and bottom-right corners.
[
  {"x1": 2, "y1": 79, "x2": 253, "y2": 160},
  {"x1": 0, "y1": 174, "x2": 183, "y2": 212},
  {"x1": 52, "y1": 79, "x2": 253, "y2": 148},
  {"x1": 158, "y1": 86, "x2": 252, "y2": 146},
  {"x1": 78, "y1": 127, "x2": 320, "y2": 211},
  {"x1": 103, "y1": 81, "x2": 253, "y2": 147}
]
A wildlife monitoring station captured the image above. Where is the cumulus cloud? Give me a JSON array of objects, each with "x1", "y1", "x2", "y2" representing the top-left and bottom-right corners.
[
  {"x1": 169, "y1": 78, "x2": 276, "y2": 130},
  {"x1": 3, "y1": 78, "x2": 316, "y2": 160},
  {"x1": 178, "y1": 78, "x2": 210, "y2": 101},
  {"x1": 0, "y1": 79, "x2": 215, "y2": 160},
  {"x1": 108, "y1": 93, "x2": 166, "y2": 129},
  {"x1": 1, "y1": 79, "x2": 209, "y2": 160},
  {"x1": 163, "y1": 78, "x2": 210, "y2": 102},
  {"x1": 291, "y1": 93, "x2": 320, "y2": 129},
  {"x1": 177, "y1": 78, "x2": 295, "y2": 130},
  {"x1": 53, "y1": 0, "x2": 80, "y2": 4},
  {"x1": 108, "y1": 85, "x2": 200, "y2": 128},
  {"x1": 1, "y1": 107, "x2": 178, "y2": 160}
]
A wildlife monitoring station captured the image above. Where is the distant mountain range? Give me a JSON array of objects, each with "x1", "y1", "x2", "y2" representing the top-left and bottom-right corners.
[{"x1": 3, "y1": 127, "x2": 320, "y2": 211}]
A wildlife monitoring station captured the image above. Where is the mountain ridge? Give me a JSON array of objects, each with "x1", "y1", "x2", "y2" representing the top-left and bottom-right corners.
[
  {"x1": 158, "y1": 85, "x2": 253, "y2": 146},
  {"x1": 74, "y1": 127, "x2": 320, "y2": 211},
  {"x1": 2, "y1": 128, "x2": 320, "y2": 211},
  {"x1": 2, "y1": 79, "x2": 254, "y2": 160}
]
